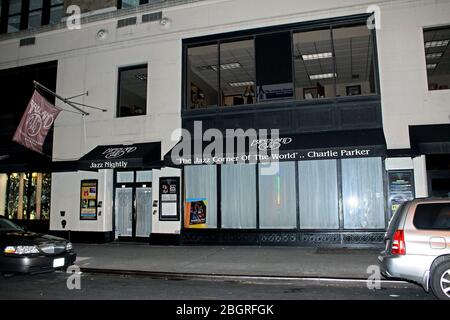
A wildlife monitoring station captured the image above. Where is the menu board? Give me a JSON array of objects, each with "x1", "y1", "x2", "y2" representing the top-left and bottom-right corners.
[
  {"x1": 80, "y1": 180, "x2": 98, "y2": 220},
  {"x1": 388, "y1": 171, "x2": 415, "y2": 217},
  {"x1": 159, "y1": 177, "x2": 180, "y2": 221}
]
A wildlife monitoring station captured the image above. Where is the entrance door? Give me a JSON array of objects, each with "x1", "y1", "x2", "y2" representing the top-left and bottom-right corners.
[{"x1": 115, "y1": 171, "x2": 153, "y2": 239}]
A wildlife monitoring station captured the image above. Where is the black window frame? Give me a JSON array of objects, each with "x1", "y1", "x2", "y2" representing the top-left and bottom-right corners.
[
  {"x1": 182, "y1": 13, "x2": 380, "y2": 111},
  {"x1": 116, "y1": 64, "x2": 149, "y2": 118},
  {"x1": 0, "y1": 0, "x2": 64, "y2": 34}
]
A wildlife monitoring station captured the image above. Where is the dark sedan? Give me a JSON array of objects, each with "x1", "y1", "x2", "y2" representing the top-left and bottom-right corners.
[{"x1": 0, "y1": 218, "x2": 76, "y2": 275}]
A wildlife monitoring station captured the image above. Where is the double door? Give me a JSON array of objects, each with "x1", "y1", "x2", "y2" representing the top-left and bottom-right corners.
[{"x1": 115, "y1": 171, "x2": 153, "y2": 238}]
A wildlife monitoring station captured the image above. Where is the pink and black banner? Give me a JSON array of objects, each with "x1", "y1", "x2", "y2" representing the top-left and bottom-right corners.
[{"x1": 12, "y1": 90, "x2": 62, "y2": 154}]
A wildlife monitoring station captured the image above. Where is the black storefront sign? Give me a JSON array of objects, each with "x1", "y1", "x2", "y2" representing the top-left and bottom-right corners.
[
  {"x1": 159, "y1": 177, "x2": 180, "y2": 221},
  {"x1": 78, "y1": 142, "x2": 161, "y2": 170}
]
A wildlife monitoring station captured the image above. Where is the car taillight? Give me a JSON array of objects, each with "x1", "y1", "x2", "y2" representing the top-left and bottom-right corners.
[{"x1": 391, "y1": 230, "x2": 406, "y2": 255}]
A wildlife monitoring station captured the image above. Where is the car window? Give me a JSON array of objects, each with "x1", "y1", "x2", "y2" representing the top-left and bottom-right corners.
[
  {"x1": 413, "y1": 203, "x2": 450, "y2": 230},
  {"x1": 386, "y1": 202, "x2": 407, "y2": 238},
  {"x1": 0, "y1": 219, "x2": 23, "y2": 231}
]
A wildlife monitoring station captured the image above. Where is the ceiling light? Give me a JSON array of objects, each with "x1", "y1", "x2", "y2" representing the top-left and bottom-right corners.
[
  {"x1": 426, "y1": 52, "x2": 443, "y2": 59},
  {"x1": 135, "y1": 74, "x2": 147, "y2": 81},
  {"x1": 309, "y1": 73, "x2": 337, "y2": 80},
  {"x1": 301, "y1": 52, "x2": 333, "y2": 61},
  {"x1": 427, "y1": 64, "x2": 437, "y2": 69},
  {"x1": 228, "y1": 81, "x2": 254, "y2": 87},
  {"x1": 199, "y1": 62, "x2": 241, "y2": 72},
  {"x1": 425, "y1": 40, "x2": 449, "y2": 48}
]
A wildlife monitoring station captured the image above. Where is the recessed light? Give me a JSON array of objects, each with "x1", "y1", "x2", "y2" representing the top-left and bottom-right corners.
[
  {"x1": 426, "y1": 52, "x2": 443, "y2": 59},
  {"x1": 427, "y1": 63, "x2": 437, "y2": 69},
  {"x1": 135, "y1": 74, "x2": 147, "y2": 81},
  {"x1": 301, "y1": 52, "x2": 333, "y2": 61},
  {"x1": 228, "y1": 81, "x2": 255, "y2": 87},
  {"x1": 425, "y1": 40, "x2": 449, "y2": 48},
  {"x1": 309, "y1": 73, "x2": 337, "y2": 80},
  {"x1": 199, "y1": 62, "x2": 241, "y2": 72}
]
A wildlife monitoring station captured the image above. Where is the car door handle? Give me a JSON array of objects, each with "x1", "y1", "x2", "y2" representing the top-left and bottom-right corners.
[{"x1": 430, "y1": 237, "x2": 446, "y2": 249}]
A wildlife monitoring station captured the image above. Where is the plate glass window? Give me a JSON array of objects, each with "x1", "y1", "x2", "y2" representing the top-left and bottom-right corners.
[
  {"x1": 423, "y1": 26, "x2": 450, "y2": 91},
  {"x1": 117, "y1": 65, "x2": 148, "y2": 117}
]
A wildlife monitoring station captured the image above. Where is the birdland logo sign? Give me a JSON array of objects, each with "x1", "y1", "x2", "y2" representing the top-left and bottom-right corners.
[{"x1": 13, "y1": 90, "x2": 62, "y2": 154}]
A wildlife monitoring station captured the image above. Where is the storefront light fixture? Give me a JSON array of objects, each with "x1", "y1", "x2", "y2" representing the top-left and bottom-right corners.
[
  {"x1": 309, "y1": 73, "x2": 337, "y2": 80},
  {"x1": 199, "y1": 62, "x2": 241, "y2": 72},
  {"x1": 301, "y1": 52, "x2": 333, "y2": 61},
  {"x1": 427, "y1": 63, "x2": 437, "y2": 69},
  {"x1": 228, "y1": 81, "x2": 255, "y2": 87},
  {"x1": 425, "y1": 40, "x2": 449, "y2": 48},
  {"x1": 426, "y1": 52, "x2": 443, "y2": 59}
]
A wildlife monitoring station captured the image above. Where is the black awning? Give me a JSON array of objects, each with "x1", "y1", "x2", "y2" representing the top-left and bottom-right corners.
[
  {"x1": 79, "y1": 142, "x2": 161, "y2": 171},
  {"x1": 409, "y1": 124, "x2": 450, "y2": 155},
  {"x1": 164, "y1": 128, "x2": 386, "y2": 166}
]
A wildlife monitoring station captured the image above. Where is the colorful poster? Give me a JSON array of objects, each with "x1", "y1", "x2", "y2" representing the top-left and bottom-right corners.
[
  {"x1": 80, "y1": 180, "x2": 98, "y2": 220},
  {"x1": 184, "y1": 198, "x2": 207, "y2": 229}
]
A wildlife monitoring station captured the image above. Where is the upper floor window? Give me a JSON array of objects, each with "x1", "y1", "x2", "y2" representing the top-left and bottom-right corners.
[
  {"x1": 117, "y1": 65, "x2": 148, "y2": 118},
  {"x1": 184, "y1": 20, "x2": 378, "y2": 110},
  {"x1": 423, "y1": 26, "x2": 450, "y2": 91},
  {"x1": 0, "y1": 0, "x2": 64, "y2": 34},
  {"x1": 118, "y1": 0, "x2": 153, "y2": 9}
]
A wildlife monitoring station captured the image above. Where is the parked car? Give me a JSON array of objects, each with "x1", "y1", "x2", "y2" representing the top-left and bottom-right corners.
[
  {"x1": 0, "y1": 217, "x2": 76, "y2": 275},
  {"x1": 379, "y1": 198, "x2": 450, "y2": 300}
]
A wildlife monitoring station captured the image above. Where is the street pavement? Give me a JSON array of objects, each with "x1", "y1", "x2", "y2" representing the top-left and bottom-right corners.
[
  {"x1": 73, "y1": 243, "x2": 384, "y2": 279},
  {"x1": 0, "y1": 271, "x2": 433, "y2": 300}
]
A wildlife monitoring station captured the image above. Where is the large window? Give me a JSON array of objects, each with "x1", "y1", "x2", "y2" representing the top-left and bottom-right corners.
[
  {"x1": 1, "y1": 0, "x2": 64, "y2": 33},
  {"x1": 221, "y1": 164, "x2": 257, "y2": 229},
  {"x1": 184, "y1": 18, "x2": 378, "y2": 109},
  {"x1": 185, "y1": 165, "x2": 217, "y2": 228},
  {"x1": 423, "y1": 26, "x2": 450, "y2": 91},
  {"x1": 0, "y1": 172, "x2": 51, "y2": 220},
  {"x1": 258, "y1": 162, "x2": 297, "y2": 229},
  {"x1": 117, "y1": 65, "x2": 148, "y2": 117},
  {"x1": 298, "y1": 160, "x2": 339, "y2": 229},
  {"x1": 342, "y1": 158, "x2": 385, "y2": 229}
]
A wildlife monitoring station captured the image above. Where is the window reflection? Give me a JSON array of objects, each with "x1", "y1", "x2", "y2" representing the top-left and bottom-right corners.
[
  {"x1": 220, "y1": 39, "x2": 255, "y2": 106},
  {"x1": 187, "y1": 43, "x2": 219, "y2": 109},
  {"x1": 293, "y1": 28, "x2": 334, "y2": 100}
]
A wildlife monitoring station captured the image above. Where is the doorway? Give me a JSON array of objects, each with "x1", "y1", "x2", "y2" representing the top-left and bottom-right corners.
[{"x1": 115, "y1": 171, "x2": 153, "y2": 239}]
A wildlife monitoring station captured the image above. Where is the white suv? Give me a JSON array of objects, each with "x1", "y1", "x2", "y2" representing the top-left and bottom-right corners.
[{"x1": 378, "y1": 198, "x2": 450, "y2": 300}]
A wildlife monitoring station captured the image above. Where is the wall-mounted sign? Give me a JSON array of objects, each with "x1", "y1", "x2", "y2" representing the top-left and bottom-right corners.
[
  {"x1": 184, "y1": 198, "x2": 207, "y2": 229},
  {"x1": 80, "y1": 180, "x2": 98, "y2": 220},
  {"x1": 159, "y1": 177, "x2": 180, "y2": 221},
  {"x1": 388, "y1": 170, "x2": 415, "y2": 218}
]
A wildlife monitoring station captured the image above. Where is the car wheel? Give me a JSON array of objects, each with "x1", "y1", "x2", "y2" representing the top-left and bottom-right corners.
[{"x1": 431, "y1": 261, "x2": 450, "y2": 300}]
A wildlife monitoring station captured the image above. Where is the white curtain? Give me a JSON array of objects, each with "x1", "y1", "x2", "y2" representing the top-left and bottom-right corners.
[
  {"x1": 221, "y1": 164, "x2": 257, "y2": 229},
  {"x1": 342, "y1": 157, "x2": 385, "y2": 229},
  {"x1": 258, "y1": 162, "x2": 297, "y2": 228},
  {"x1": 298, "y1": 160, "x2": 339, "y2": 229},
  {"x1": 185, "y1": 165, "x2": 217, "y2": 228}
]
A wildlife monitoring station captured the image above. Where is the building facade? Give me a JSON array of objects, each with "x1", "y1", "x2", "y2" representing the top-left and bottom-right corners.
[{"x1": 0, "y1": 0, "x2": 449, "y2": 245}]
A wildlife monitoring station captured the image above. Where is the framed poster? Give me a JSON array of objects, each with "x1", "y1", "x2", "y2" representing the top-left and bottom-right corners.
[
  {"x1": 184, "y1": 198, "x2": 207, "y2": 229},
  {"x1": 80, "y1": 180, "x2": 98, "y2": 220},
  {"x1": 159, "y1": 177, "x2": 180, "y2": 221},
  {"x1": 388, "y1": 170, "x2": 415, "y2": 218}
]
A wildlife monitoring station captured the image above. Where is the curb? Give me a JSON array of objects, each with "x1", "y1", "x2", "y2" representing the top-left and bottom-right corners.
[{"x1": 79, "y1": 267, "x2": 409, "y2": 286}]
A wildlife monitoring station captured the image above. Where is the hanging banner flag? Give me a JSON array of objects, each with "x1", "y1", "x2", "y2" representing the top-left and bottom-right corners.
[{"x1": 13, "y1": 90, "x2": 62, "y2": 154}]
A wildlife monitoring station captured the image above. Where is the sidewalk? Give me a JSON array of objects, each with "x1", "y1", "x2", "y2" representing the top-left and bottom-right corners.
[{"x1": 73, "y1": 243, "x2": 383, "y2": 279}]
